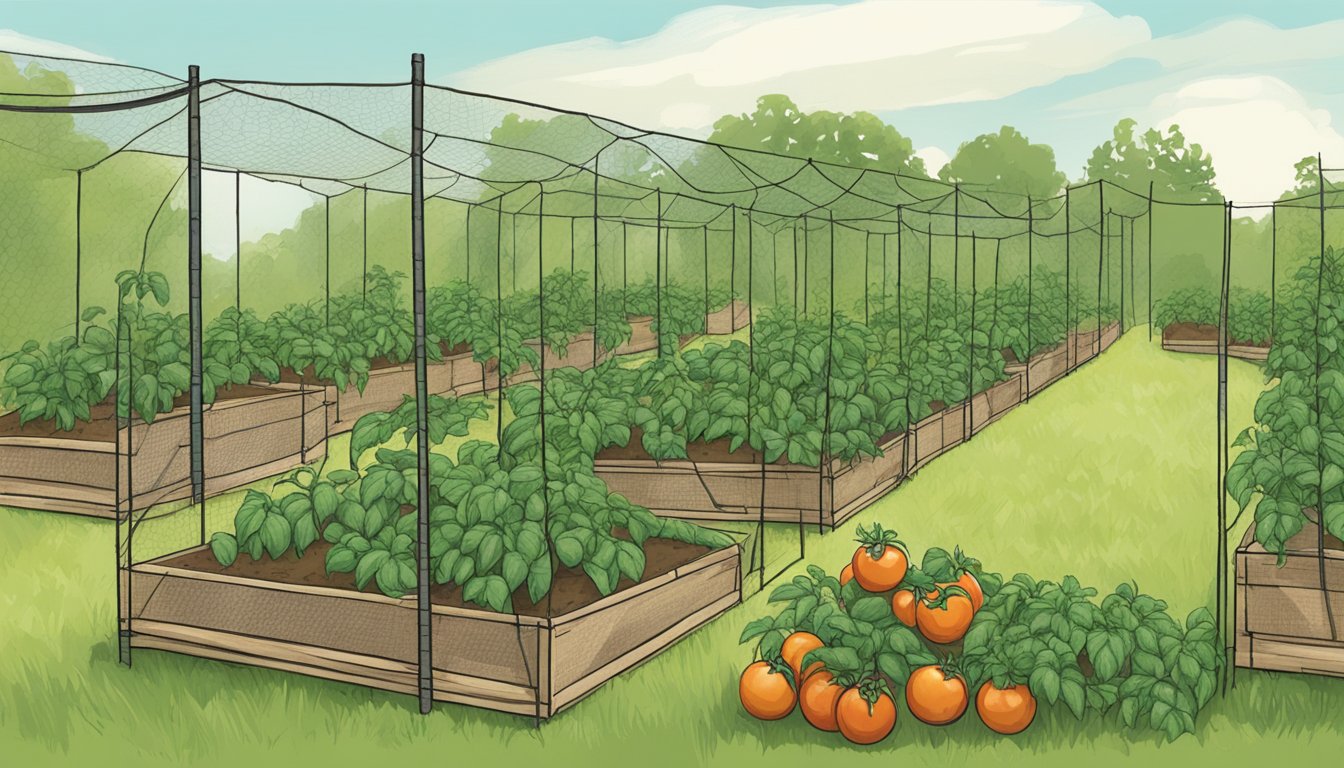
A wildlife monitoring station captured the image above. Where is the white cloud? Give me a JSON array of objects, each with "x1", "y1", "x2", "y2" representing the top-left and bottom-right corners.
[
  {"x1": 1151, "y1": 76, "x2": 1344, "y2": 207},
  {"x1": 0, "y1": 29, "x2": 113, "y2": 62},
  {"x1": 200, "y1": 171, "x2": 318, "y2": 261},
  {"x1": 453, "y1": 0, "x2": 1149, "y2": 132},
  {"x1": 914, "y1": 145, "x2": 951, "y2": 177}
]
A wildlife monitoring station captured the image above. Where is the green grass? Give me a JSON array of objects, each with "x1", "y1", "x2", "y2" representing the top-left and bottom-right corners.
[{"x1": 4, "y1": 329, "x2": 1344, "y2": 766}]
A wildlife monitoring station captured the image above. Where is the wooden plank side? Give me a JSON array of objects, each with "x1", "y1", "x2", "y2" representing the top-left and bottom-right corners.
[
  {"x1": 549, "y1": 591, "x2": 740, "y2": 715},
  {"x1": 549, "y1": 551, "x2": 740, "y2": 703},
  {"x1": 1243, "y1": 584, "x2": 1344, "y2": 641},
  {"x1": 1235, "y1": 633, "x2": 1344, "y2": 678}
]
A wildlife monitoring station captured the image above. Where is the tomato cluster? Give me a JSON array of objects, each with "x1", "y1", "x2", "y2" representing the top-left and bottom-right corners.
[{"x1": 738, "y1": 529, "x2": 1038, "y2": 744}]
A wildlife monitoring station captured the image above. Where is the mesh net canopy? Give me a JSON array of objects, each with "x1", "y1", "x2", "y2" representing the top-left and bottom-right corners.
[{"x1": 1, "y1": 50, "x2": 1341, "y2": 719}]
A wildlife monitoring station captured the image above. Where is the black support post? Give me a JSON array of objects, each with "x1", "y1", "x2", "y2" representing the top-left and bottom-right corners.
[
  {"x1": 409, "y1": 53, "x2": 433, "y2": 715},
  {"x1": 187, "y1": 65, "x2": 204, "y2": 517}
]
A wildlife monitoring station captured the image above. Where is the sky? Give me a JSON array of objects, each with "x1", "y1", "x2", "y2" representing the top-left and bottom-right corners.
[{"x1": 3, "y1": 0, "x2": 1343, "y2": 249}]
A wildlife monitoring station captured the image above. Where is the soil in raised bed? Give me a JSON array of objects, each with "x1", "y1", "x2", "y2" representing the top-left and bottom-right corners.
[
  {"x1": 0, "y1": 384, "x2": 279, "y2": 443},
  {"x1": 597, "y1": 425, "x2": 902, "y2": 465},
  {"x1": 162, "y1": 533, "x2": 713, "y2": 618},
  {"x1": 1163, "y1": 322, "x2": 1269, "y2": 349},
  {"x1": 277, "y1": 341, "x2": 474, "y2": 386}
]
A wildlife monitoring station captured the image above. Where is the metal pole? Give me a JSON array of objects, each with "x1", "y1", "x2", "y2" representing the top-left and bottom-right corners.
[
  {"x1": 409, "y1": 53, "x2": 433, "y2": 715},
  {"x1": 1147, "y1": 182, "x2": 1153, "y2": 339},
  {"x1": 1216, "y1": 200, "x2": 1231, "y2": 691},
  {"x1": 1026, "y1": 198, "x2": 1034, "y2": 400},
  {"x1": 235, "y1": 172, "x2": 242, "y2": 310},
  {"x1": 75, "y1": 170, "x2": 83, "y2": 336},
  {"x1": 187, "y1": 65, "x2": 204, "y2": 518}
]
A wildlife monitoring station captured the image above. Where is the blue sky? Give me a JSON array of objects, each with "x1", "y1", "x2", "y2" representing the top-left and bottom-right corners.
[{"x1": 4, "y1": 1, "x2": 1344, "y2": 207}]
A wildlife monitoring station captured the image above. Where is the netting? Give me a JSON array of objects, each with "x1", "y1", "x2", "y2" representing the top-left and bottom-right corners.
[{"x1": 1, "y1": 49, "x2": 1341, "y2": 718}]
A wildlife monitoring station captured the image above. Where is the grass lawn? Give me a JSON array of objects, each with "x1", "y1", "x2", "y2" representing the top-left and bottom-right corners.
[{"x1": 3, "y1": 329, "x2": 1343, "y2": 767}]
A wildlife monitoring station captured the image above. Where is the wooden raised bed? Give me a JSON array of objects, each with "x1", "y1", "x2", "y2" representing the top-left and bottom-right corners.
[
  {"x1": 707, "y1": 300, "x2": 750, "y2": 335},
  {"x1": 1161, "y1": 323, "x2": 1270, "y2": 362},
  {"x1": 322, "y1": 346, "x2": 479, "y2": 435},
  {"x1": 592, "y1": 320, "x2": 1130, "y2": 530},
  {"x1": 123, "y1": 541, "x2": 741, "y2": 717},
  {"x1": 594, "y1": 374, "x2": 1021, "y2": 528},
  {"x1": 0, "y1": 383, "x2": 326, "y2": 518},
  {"x1": 595, "y1": 430, "x2": 908, "y2": 529},
  {"x1": 1235, "y1": 522, "x2": 1344, "y2": 678}
]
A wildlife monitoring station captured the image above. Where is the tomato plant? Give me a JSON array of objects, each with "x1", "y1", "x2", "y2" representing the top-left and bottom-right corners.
[
  {"x1": 1, "y1": 310, "x2": 116, "y2": 431},
  {"x1": 740, "y1": 540, "x2": 1222, "y2": 742}
]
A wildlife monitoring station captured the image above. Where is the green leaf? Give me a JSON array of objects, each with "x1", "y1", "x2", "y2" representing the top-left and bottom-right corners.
[
  {"x1": 209, "y1": 532, "x2": 238, "y2": 567},
  {"x1": 259, "y1": 514, "x2": 292, "y2": 559},
  {"x1": 527, "y1": 556, "x2": 552, "y2": 604},
  {"x1": 355, "y1": 550, "x2": 392, "y2": 590},
  {"x1": 501, "y1": 552, "x2": 528, "y2": 591}
]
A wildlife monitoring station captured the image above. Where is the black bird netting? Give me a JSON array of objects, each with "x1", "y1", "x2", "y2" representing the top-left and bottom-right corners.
[{"x1": 0, "y1": 50, "x2": 1341, "y2": 717}]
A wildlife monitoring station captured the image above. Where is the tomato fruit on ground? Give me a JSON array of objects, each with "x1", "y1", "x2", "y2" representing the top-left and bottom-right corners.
[
  {"x1": 780, "y1": 631, "x2": 824, "y2": 682},
  {"x1": 891, "y1": 589, "x2": 916, "y2": 626},
  {"x1": 840, "y1": 563, "x2": 854, "y2": 586},
  {"x1": 905, "y1": 665, "x2": 969, "y2": 725},
  {"x1": 953, "y1": 571, "x2": 984, "y2": 610},
  {"x1": 852, "y1": 545, "x2": 908, "y2": 592},
  {"x1": 916, "y1": 594, "x2": 974, "y2": 643},
  {"x1": 798, "y1": 670, "x2": 844, "y2": 731},
  {"x1": 739, "y1": 661, "x2": 796, "y2": 720},
  {"x1": 835, "y1": 687, "x2": 897, "y2": 745},
  {"x1": 976, "y1": 682, "x2": 1037, "y2": 734}
]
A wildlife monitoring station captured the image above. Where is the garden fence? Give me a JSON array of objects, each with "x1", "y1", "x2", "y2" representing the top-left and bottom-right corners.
[{"x1": 0, "y1": 49, "x2": 1341, "y2": 716}]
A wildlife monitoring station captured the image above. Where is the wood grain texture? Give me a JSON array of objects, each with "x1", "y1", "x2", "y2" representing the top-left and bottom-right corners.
[{"x1": 127, "y1": 543, "x2": 741, "y2": 718}]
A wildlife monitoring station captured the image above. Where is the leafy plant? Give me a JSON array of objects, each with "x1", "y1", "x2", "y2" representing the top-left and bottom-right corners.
[
  {"x1": 1, "y1": 309, "x2": 116, "y2": 431},
  {"x1": 1226, "y1": 248, "x2": 1344, "y2": 556},
  {"x1": 741, "y1": 541, "x2": 1220, "y2": 742}
]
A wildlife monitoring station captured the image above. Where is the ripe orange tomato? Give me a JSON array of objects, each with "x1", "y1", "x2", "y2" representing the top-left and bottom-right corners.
[
  {"x1": 976, "y1": 682, "x2": 1037, "y2": 734},
  {"x1": 798, "y1": 670, "x2": 843, "y2": 731},
  {"x1": 852, "y1": 544, "x2": 908, "y2": 592},
  {"x1": 954, "y1": 571, "x2": 985, "y2": 611},
  {"x1": 739, "y1": 661, "x2": 796, "y2": 720},
  {"x1": 780, "y1": 631, "x2": 824, "y2": 683},
  {"x1": 891, "y1": 589, "x2": 917, "y2": 626},
  {"x1": 905, "y1": 665, "x2": 969, "y2": 725},
  {"x1": 835, "y1": 687, "x2": 897, "y2": 745},
  {"x1": 840, "y1": 563, "x2": 854, "y2": 586},
  {"x1": 916, "y1": 594, "x2": 975, "y2": 644}
]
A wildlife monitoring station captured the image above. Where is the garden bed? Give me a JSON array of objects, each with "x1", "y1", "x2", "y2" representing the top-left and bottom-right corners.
[
  {"x1": 1235, "y1": 522, "x2": 1344, "y2": 678},
  {"x1": 592, "y1": 323, "x2": 1123, "y2": 529},
  {"x1": 594, "y1": 375, "x2": 1024, "y2": 528},
  {"x1": 0, "y1": 383, "x2": 326, "y2": 518},
  {"x1": 123, "y1": 540, "x2": 741, "y2": 717},
  {"x1": 1161, "y1": 323, "x2": 1270, "y2": 362},
  {"x1": 706, "y1": 300, "x2": 750, "y2": 335}
]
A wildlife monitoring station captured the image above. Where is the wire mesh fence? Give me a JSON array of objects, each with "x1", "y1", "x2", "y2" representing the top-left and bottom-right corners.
[{"x1": 1, "y1": 49, "x2": 1342, "y2": 715}]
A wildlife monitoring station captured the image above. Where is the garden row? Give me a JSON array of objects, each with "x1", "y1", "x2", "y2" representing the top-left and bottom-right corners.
[
  {"x1": 1228, "y1": 248, "x2": 1344, "y2": 677},
  {"x1": 1155, "y1": 287, "x2": 1272, "y2": 362},
  {"x1": 0, "y1": 266, "x2": 747, "y2": 517},
  {"x1": 120, "y1": 276, "x2": 1126, "y2": 719}
]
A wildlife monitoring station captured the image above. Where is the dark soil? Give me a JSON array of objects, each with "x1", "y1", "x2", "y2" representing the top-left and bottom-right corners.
[
  {"x1": 927, "y1": 400, "x2": 947, "y2": 414},
  {"x1": 1163, "y1": 322, "x2": 1268, "y2": 348},
  {"x1": 277, "y1": 342, "x2": 471, "y2": 386},
  {"x1": 596, "y1": 426, "x2": 901, "y2": 465},
  {"x1": 0, "y1": 384, "x2": 277, "y2": 443},
  {"x1": 164, "y1": 532, "x2": 712, "y2": 618},
  {"x1": 1001, "y1": 347, "x2": 1021, "y2": 366}
]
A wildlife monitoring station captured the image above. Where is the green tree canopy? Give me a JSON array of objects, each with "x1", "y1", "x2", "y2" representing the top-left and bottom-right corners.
[
  {"x1": 938, "y1": 125, "x2": 1065, "y2": 199},
  {"x1": 1084, "y1": 118, "x2": 1220, "y2": 203},
  {"x1": 708, "y1": 94, "x2": 928, "y2": 177}
]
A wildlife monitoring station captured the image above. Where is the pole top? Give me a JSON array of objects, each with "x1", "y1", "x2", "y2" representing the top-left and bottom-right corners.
[{"x1": 188, "y1": 64, "x2": 199, "y2": 81}]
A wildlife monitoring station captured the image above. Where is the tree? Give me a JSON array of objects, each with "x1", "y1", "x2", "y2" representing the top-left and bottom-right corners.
[
  {"x1": 1084, "y1": 119, "x2": 1220, "y2": 203},
  {"x1": 938, "y1": 126, "x2": 1065, "y2": 199},
  {"x1": 708, "y1": 94, "x2": 928, "y2": 177}
]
